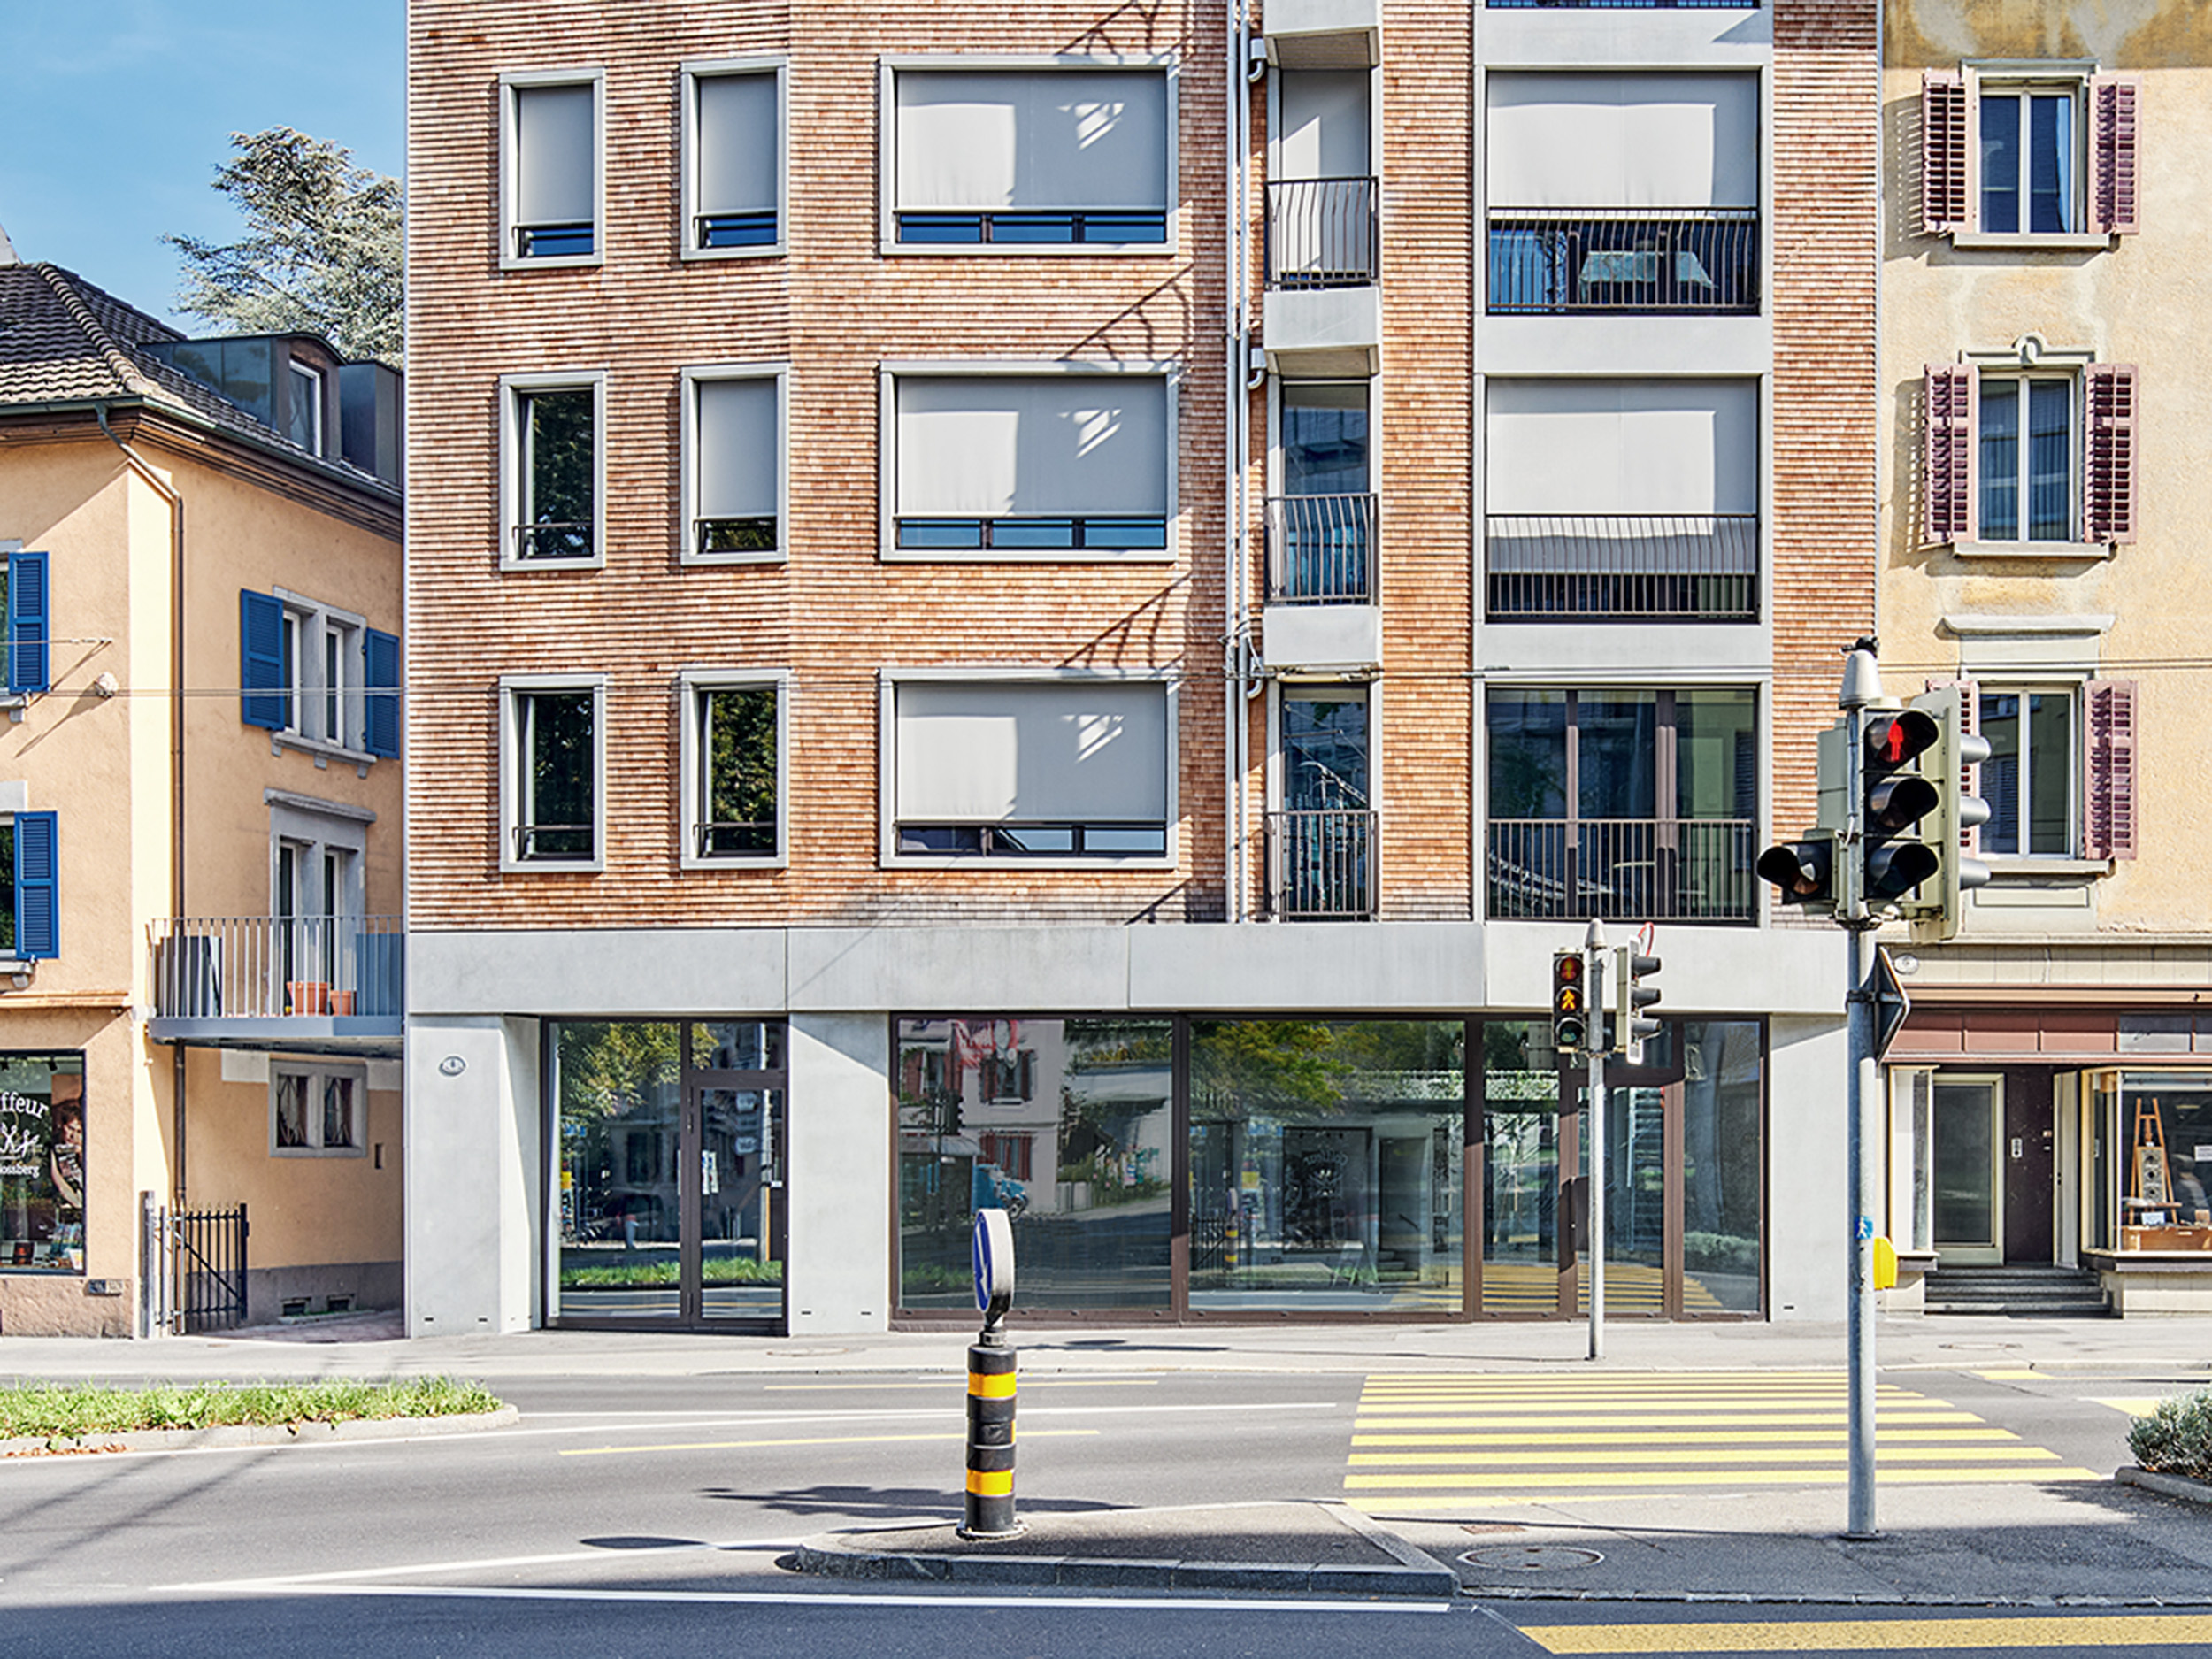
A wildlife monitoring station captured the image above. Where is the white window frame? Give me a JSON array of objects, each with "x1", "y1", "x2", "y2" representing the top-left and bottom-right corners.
[
  {"x1": 288, "y1": 360, "x2": 326, "y2": 456},
  {"x1": 879, "y1": 359, "x2": 1180, "y2": 565},
  {"x1": 0, "y1": 779, "x2": 36, "y2": 971},
  {"x1": 270, "y1": 1060, "x2": 368, "y2": 1158},
  {"x1": 677, "y1": 668, "x2": 790, "y2": 871},
  {"x1": 499, "y1": 370, "x2": 609, "y2": 572},
  {"x1": 269, "y1": 588, "x2": 370, "y2": 759},
  {"x1": 879, "y1": 665, "x2": 1179, "y2": 872},
  {"x1": 879, "y1": 55, "x2": 1180, "y2": 258},
  {"x1": 1976, "y1": 680, "x2": 2079, "y2": 862},
  {"x1": 269, "y1": 794, "x2": 370, "y2": 926},
  {"x1": 499, "y1": 673, "x2": 607, "y2": 874},
  {"x1": 499, "y1": 68, "x2": 607, "y2": 271},
  {"x1": 680, "y1": 57, "x2": 787, "y2": 261},
  {"x1": 1955, "y1": 62, "x2": 2101, "y2": 250},
  {"x1": 1960, "y1": 338, "x2": 2093, "y2": 553},
  {"x1": 679, "y1": 364, "x2": 788, "y2": 566}
]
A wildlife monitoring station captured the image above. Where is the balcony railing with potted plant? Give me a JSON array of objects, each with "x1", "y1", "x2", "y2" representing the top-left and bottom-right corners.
[
  {"x1": 149, "y1": 915, "x2": 404, "y2": 1024},
  {"x1": 1486, "y1": 513, "x2": 1757, "y2": 621},
  {"x1": 1266, "y1": 809, "x2": 1378, "y2": 920},
  {"x1": 1267, "y1": 493, "x2": 1377, "y2": 604},
  {"x1": 1487, "y1": 207, "x2": 1759, "y2": 315},
  {"x1": 1486, "y1": 818, "x2": 1755, "y2": 924},
  {"x1": 1265, "y1": 177, "x2": 1379, "y2": 290}
]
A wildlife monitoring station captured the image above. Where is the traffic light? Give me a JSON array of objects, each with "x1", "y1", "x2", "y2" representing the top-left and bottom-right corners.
[
  {"x1": 1904, "y1": 685, "x2": 1993, "y2": 942},
  {"x1": 1551, "y1": 949, "x2": 1589, "y2": 1055},
  {"x1": 1859, "y1": 705, "x2": 1944, "y2": 907},
  {"x1": 1617, "y1": 948, "x2": 1662, "y2": 1054},
  {"x1": 1758, "y1": 723, "x2": 1849, "y2": 915}
]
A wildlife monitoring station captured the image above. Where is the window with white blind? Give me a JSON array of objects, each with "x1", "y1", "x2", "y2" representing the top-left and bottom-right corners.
[
  {"x1": 681, "y1": 367, "x2": 784, "y2": 562},
  {"x1": 683, "y1": 62, "x2": 782, "y2": 256},
  {"x1": 502, "y1": 73, "x2": 603, "y2": 265},
  {"x1": 1921, "y1": 67, "x2": 2139, "y2": 243},
  {"x1": 887, "y1": 65, "x2": 1173, "y2": 249},
  {"x1": 1922, "y1": 357, "x2": 2136, "y2": 549},
  {"x1": 887, "y1": 368, "x2": 1173, "y2": 559},
  {"x1": 887, "y1": 676, "x2": 1173, "y2": 862}
]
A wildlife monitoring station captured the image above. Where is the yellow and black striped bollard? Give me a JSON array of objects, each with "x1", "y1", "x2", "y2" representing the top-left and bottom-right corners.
[{"x1": 962, "y1": 1340, "x2": 1018, "y2": 1538}]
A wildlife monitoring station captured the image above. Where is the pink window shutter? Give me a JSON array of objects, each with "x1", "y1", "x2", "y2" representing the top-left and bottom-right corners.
[
  {"x1": 2091, "y1": 77, "x2": 2141, "y2": 235},
  {"x1": 2084, "y1": 364, "x2": 2139, "y2": 545},
  {"x1": 1924, "y1": 365, "x2": 1976, "y2": 544},
  {"x1": 1921, "y1": 72, "x2": 1970, "y2": 235},
  {"x1": 1925, "y1": 679, "x2": 1982, "y2": 854},
  {"x1": 2083, "y1": 679, "x2": 2139, "y2": 860}
]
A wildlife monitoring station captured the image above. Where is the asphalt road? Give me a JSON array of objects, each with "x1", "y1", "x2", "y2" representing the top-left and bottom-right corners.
[{"x1": 0, "y1": 1365, "x2": 2206, "y2": 1656}]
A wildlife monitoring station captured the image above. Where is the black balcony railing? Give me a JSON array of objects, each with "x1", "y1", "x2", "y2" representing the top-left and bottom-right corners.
[
  {"x1": 1486, "y1": 818, "x2": 1756, "y2": 924},
  {"x1": 1488, "y1": 208, "x2": 1758, "y2": 314},
  {"x1": 1266, "y1": 493, "x2": 1377, "y2": 604},
  {"x1": 1265, "y1": 178, "x2": 1379, "y2": 290},
  {"x1": 1486, "y1": 513, "x2": 1757, "y2": 621},
  {"x1": 1267, "y1": 809, "x2": 1377, "y2": 920}
]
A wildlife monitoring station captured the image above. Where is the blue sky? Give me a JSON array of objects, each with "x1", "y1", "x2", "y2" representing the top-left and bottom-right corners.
[{"x1": 0, "y1": 0, "x2": 403, "y2": 332}]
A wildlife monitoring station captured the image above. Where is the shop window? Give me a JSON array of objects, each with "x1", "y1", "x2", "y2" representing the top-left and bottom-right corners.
[
  {"x1": 2101, "y1": 1073, "x2": 2212, "y2": 1251},
  {"x1": 0, "y1": 1054, "x2": 85, "y2": 1272},
  {"x1": 271, "y1": 1064, "x2": 365, "y2": 1156}
]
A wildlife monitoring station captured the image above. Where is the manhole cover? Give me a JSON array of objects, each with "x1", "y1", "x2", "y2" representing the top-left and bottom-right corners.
[{"x1": 1461, "y1": 1545, "x2": 1604, "y2": 1572}]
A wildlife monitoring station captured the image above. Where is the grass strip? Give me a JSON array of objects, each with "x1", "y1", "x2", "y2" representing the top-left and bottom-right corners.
[{"x1": 0, "y1": 1377, "x2": 504, "y2": 1441}]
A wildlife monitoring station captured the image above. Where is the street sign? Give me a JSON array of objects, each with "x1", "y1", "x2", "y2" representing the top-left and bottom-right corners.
[
  {"x1": 972, "y1": 1206, "x2": 1015, "y2": 1325},
  {"x1": 1872, "y1": 944, "x2": 1911, "y2": 1062}
]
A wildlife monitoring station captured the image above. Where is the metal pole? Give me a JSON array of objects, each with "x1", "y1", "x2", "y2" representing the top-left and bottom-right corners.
[
  {"x1": 1585, "y1": 918, "x2": 1607, "y2": 1362},
  {"x1": 1839, "y1": 659, "x2": 1880, "y2": 1540}
]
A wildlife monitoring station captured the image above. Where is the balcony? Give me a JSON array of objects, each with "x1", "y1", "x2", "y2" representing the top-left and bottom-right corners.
[
  {"x1": 1263, "y1": 0, "x2": 1380, "y2": 68},
  {"x1": 1263, "y1": 493, "x2": 1380, "y2": 672},
  {"x1": 1486, "y1": 513, "x2": 1757, "y2": 622},
  {"x1": 1487, "y1": 209, "x2": 1759, "y2": 315},
  {"x1": 1266, "y1": 809, "x2": 1378, "y2": 921},
  {"x1": 148, "y1": 916, "x2": 403, "y2": 1055},
  {"x1": 1263, "y1": 179, "x2": 1380, "y2": 375},
  {"x1": 1486, "y1": 818, "x2": 1755, "y2": 924}
]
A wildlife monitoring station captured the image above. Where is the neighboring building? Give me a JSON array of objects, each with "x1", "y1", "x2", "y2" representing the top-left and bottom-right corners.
[
  {"x1": 404, "y1": 0, "x2": 1876, "y2": 1338},
  {"x1": 1877, "y1": 0, "x2": 2212, "y2": 1314},
  {"x1": 0, "y1": 250, "x2": 403, "y2": 1335}
]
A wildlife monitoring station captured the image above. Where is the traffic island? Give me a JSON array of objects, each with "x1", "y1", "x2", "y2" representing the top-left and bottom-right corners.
[{"x1": 787, "y1": 1500, "x2": 1459, "y2": 1597}]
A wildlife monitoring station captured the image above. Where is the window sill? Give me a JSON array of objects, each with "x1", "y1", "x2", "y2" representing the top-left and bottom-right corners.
[
  {"x1": 680, "y1": 852, "x2": 789, "y2": 872},
  {"x1": 1983, "y1": 857, "x2": 2110, "y2": 883},
  {"x1": 884, "y1": 854, "x2": 1177, "y2": 872},
  {"x1": 681, "y1": 242, "x2": 786, "y2": 263},
  {"x1": 499, "y1": 250, "x2": 603, "y2": 273},
  {"x1": 882, "y1": 544, "x2": 1175, "y2": 566},
  {"x1": 272, "y1": 731, "x2": 379, "y2": 776},
  {"x1": 1949, "y1": 231, "x2": 2114, "y2": 252},
  {"x1": 500, "y1": 549, "x2": 607, "y2": 573},
  {"x1": 880, "y1": 238, "x2": 1179, "y2": 259},
  {"x1": 1946, "y1": 540, "x2": 2113, "y2": 562},
  {"x1": 680, "y1": 547, "x2": 786, "y2": 569},
  {"x1": 501, "y1": 858, "x2": 604, "y2": 876},
  {"x1": 273, "y1": 1145, "x2": 367, "y2": 1159}
]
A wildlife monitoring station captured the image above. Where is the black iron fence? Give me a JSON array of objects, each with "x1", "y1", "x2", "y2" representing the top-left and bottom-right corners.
[
  {"x1": 1265, "y1": 177, "x2": 1379, "y2": 290},
  {"x1": 1487, "y1": 208, "x2": 1759, "y2": 314},
  {"x1": 173, "y1": 1204, "x2": 249, "y2": 1333},
  {"x1": 1266, "y1": 493, "x2": 1377, "y2": 604},
  {"x1": 1486, "y1": 513, "x2": 1757, "y2": 620},
  {"x1": 1486, "y1": 818, "x2": 1756, "y2": 923},
  {"x1": 1267, "y1": 809, "x2": 1378, "y2": 920}
]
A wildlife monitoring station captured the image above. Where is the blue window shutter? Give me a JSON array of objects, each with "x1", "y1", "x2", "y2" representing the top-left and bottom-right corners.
[
  {"x1": 14, "y1": 810, "x2": 57, "y2": 960},
  {"x1": 240, "y1": 589, "x2": 286, "y2": 728},
  {"x1": 8, "y1": 549, "x2": 49, "y2": 695},
  {"x1": 363, "y1": 627, "x2": 400, "y2": 758}
]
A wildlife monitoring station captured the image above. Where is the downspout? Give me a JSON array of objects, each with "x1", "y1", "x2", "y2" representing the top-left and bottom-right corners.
[
  {"x1": 1228, "y1": 2, "x2": 1265, "y2": 924},
  {"x1": 96, "y1": 405, "x2": 188, "y2": 1209}
]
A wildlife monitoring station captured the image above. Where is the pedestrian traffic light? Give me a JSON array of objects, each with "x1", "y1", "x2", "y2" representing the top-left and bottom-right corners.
[
  {"x1": 1617, "y1": 948, "x2": 1662, "y2": 1054},
  {"x1": 1904, "y1": 685, "x2": 1993, "y2": 942},
  {"x1": 1859, "y1": 704, "x2": 1944, "y2": 907},
  {"x1": 1551, "y1": 949, "x2": 1588, "y2": 1055}
]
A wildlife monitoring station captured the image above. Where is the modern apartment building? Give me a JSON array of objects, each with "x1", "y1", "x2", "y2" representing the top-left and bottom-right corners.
[
  {"x1": 0, "y1": 251, "x2": 403, "y2": 1334},
  {"x1": 404, "y1": 0, "x2": 1875, "y2": 1338},
  {"x1": 1878, "y1": 0, "x2": 2212, "y2": 1314}
]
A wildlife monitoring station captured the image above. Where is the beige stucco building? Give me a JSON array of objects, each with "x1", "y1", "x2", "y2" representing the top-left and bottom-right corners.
[
  {"x1": 0, "y1": 253, "x2": 403, "y2": 1334},
  {"x1": 1877, "y1": 0, "x2": 2212, "y2": 1313}
]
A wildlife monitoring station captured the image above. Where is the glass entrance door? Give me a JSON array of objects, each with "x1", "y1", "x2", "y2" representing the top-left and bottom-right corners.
[
  {"x1": 697, "y1": 1085, "x2": 786, "y2": 1324},
  {"x1": 1933, "y1": 1075, "x2": 2003, "y2": 1264}
]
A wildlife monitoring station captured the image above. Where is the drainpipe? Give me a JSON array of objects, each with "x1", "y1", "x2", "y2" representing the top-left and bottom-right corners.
[
  {"x1": 96, "y1": 405, "x2": 188, "y2": 1208},
  {"x1": 1228, "y1": 2, "x2": 1266, "y2": 924}
]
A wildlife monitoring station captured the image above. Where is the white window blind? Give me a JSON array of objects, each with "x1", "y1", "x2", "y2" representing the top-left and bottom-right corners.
[
  {"x1": 895, "y1": 680, "x2": 1169, "y2": 823},
  {"x1": 1486, "y1": 73, "x2": 1759, "y2": 208},
  {"x1": 695, "y1": 378, "x2": 778, "y2": 520},
  {"x1": 1279, "y1": 71, "x2": 1370, "y2": 179},
  {"x1": 696, "y1": 73, "x2": 777, "y2": 216},
  {"x1": 515, "y1": 83, "x2": 595, "y2": 226},
  {"x1": 1486, "y1": 380, "x2": 1758, "y2": 515},
  {"x1": 895, "y1": 375, "x2": 1169, "y2": 517},
  {"x1": 895, "y1": 70, "x2": 1169, "y2": 211}
]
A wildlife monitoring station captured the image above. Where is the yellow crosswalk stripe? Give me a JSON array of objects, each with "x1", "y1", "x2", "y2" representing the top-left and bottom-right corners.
[
  {"x1": 1517, "y1": 1613, "x2": 2212, "y2": 1653},
  {"x1": 1343, "y1": 1370, "x2": 2098, "y2": 1512}
]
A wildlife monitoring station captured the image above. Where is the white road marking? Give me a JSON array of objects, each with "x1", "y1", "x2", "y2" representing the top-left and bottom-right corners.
[{"x1": 161, "y1": 1533, "x2": 824, "y2": 1589}]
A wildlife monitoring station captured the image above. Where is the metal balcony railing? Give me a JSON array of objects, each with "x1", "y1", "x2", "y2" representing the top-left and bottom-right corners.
[
  {"x1": 1265, "y1": 177, "x2": 1379, "y2": 290},
  {"x1": 1487, "y1": 208, "x2": 1759, "y2": 314},
  {"x1": 1266, "y1": 493, "x2": 1377, "y2": 604},
  {"x1": 149, "y1": 916, "x2": 405, "y2": 1018},
  {"x1": 1486, "y1": 513, "x2": 1757, "y2": 621},
  {"x1": 1266, "y1": 809, "x2": 1378, "y2": 920},
  {"x1": 1486, "y1": 818, "x2": 1756, "y2": 923}
]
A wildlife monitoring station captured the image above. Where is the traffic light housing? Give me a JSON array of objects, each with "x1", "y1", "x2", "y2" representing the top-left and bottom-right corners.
[
  {"x1": 1904, "y1": 685, "x2": 1993, "y2": 942},
  {"x1": 1860, "y1": 705, "x2": 1944, "y2": 908},
  {"x1": 1617, "y1": 949, "x2": 1662, "y2": 1055},
  {"x1": 1758, "y1": 723, "x2": 1848, "y2": 916},
  {"x1": 1551, "y1": 949, "x2": 1589, "y2": 1055}
]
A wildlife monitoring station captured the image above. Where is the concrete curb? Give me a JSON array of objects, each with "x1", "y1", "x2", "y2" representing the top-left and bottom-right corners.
[
  {"x1": 787, "y1": 1539, "x2": 1459, "y2": 1598},
  {"x1": 0, "y1": 1403, "x2": 519, "y2": 1457},
  {"x1": 2116, "y1": 1465, "x2": 2212, "y2": 1507}
]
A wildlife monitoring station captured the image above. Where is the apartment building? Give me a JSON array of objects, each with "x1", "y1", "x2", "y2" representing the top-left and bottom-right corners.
[
  {"x1": 1878, "y1": 0, "x2": 2212, "y2": 1315},
  {"x1": 404, "y1": 0, "x2": 1872, "y2": 1338},
  {"x1": 0, "y1": 251, "x2": 403, "y2": 1334}
]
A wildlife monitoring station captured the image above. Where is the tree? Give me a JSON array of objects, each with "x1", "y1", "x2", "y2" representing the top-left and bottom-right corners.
[{"x1": 165, "y1": 127, "x2": 403, "y2": 366}]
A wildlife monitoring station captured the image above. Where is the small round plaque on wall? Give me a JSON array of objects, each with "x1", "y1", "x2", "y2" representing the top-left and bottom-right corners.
[{"x1": 438, "y1": 1056, "x2": 466, "y2": 1078}]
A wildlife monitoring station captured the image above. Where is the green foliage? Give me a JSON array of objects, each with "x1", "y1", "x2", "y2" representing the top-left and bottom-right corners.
[
  {"x1": 560, "y1": 1256, "x2": 782, "y2": 1289},
  {"x1": 2129, "y1": 1387, "x2": 2212, "y2": 1482},
  {"x1": 557, "y1": 1022, "x2": 681, "y2": 1125},
  {"x1": 0, "y1": 1378, "x2": 500, "y2": 1441},
  {"x1": 165, "y1": 127, "x2": 404, "y2": 366},
  {"x1": 1681, "y1": 1231, "x2": 1760, "y2": 1277},
  {"x1": 704, "y1": 686, "x2": 777, "y2": 848}
]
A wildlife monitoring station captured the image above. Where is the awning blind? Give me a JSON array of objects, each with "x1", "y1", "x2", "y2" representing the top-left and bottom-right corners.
[
  {"x1": 895, "y1": 70, "x2": 1169, "y2": 211},
  {"x1": 895, "y1": 680, "x2": 1169, "y2": 822},
  {"x1": 895, "y1": 375, "x2": 1169, "y2": 517},
  {"x1": 695, "y1": 378, "x2": 778, "y2": 519},
  {"x1": 515, "y1": 83, "x2": 595, "y2": 225},
  {"x1": 696, "y1": 73, "x2": 778, "y2": 214},
  {"x1": 1486, "y1": 73, "x2": 1758, "y2": 208},
  {"x1": 1486, "y1": 379, "x2": 1758, "y2": 516}
]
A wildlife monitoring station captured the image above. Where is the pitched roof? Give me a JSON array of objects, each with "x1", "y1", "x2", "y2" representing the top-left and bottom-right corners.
[{"x1": 0, "y1": 262, "x2": 394, "y2": 496}]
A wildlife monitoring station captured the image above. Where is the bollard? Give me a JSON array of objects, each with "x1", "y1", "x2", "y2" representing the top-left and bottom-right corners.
[{"x1": 962, "y1": 1335, "x2": 1018, "y2": 1538}]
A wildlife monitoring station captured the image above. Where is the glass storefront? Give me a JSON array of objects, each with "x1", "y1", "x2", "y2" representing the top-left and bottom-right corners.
[
  {"x1": 0, "y1": 1054, "x2": 86, "y2": 1273},
  {"x1": 2091, "y1": 1071, "x2": 2212, "y2": 1252}
]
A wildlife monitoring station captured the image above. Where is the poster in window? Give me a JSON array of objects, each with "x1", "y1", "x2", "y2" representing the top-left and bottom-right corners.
[{"x1": 0, "y1": 1054, "x2": 87, "y2": 1272}]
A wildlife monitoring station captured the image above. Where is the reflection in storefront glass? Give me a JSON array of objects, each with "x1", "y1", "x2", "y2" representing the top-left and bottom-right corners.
[
  {"x1": 0, "y1": 1055, "x2": 86, "y2": 1273},
  {"x1": 1678, "y1": 1021, "x2": 1763, "y2": 1313},
  {"x1": 1188, "y1": 1020, "x2": 1463, "y2": 1313},
  {"x1": 1480, "y1": 1020, "x2": 1563, "y2": 1314},
  {"x1": 897, "y1": 1018, "x2": 1174, "y2": 1310},
  {"x1": 553, "y1": 1021, "x2": 684, "y2": 1320},
  {"x1": 2114, "y1": 1072, "x2": 2212, "y2": 1250}
]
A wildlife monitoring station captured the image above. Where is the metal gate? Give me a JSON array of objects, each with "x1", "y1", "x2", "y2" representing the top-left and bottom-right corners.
[{"x1": 172, "y1": 1204, "x2": 249, "y2": 1333}]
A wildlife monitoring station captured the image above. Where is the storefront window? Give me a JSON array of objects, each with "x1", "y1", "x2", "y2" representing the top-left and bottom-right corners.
[
  {"x1": 1188, "y1": 1019, "x2": 1463, "y2": 1313},
  {"x1": 2108, "y1": 1071, "x2": 2212, "y2": 1250},
  {"x1": 0, "y1": 1054, "x2": 86, "y2": 1273},
  {"x1": 897, "y1": 1017, "x2": 1174, "y2": 1311},
  {"x1": 553, "y1": 1021, "x2": 684, "y2": 1319},
  {"x1": 1678, "y1": 1020, "x2": 1763, "y2": 1312}
]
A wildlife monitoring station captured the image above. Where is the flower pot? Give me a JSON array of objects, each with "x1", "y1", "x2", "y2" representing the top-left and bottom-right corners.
[
  {"x1": 288, "y1": 980, "x2": 331, "y2": 1015},
  {"x1": 329, "y1": 990, "x2": 357, "y2": 1016}
]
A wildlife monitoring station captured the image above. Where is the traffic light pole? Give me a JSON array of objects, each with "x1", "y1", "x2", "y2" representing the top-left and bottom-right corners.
[
  {"x1": 1585, "y1": 919, "x2": 1607, "y2": 1362},
  {"x1": 1839, "y1": 669, "x2": 1880, "y2": 1541}
]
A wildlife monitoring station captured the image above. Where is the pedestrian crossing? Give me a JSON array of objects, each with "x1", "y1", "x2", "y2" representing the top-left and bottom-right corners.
[
  {"x1": 1378, "y1": 1264, "x2": 1732, "y2": 1315},
  {"x1": 1342, "y1": 1371, "x2": 2102, "y2": 1513}
]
